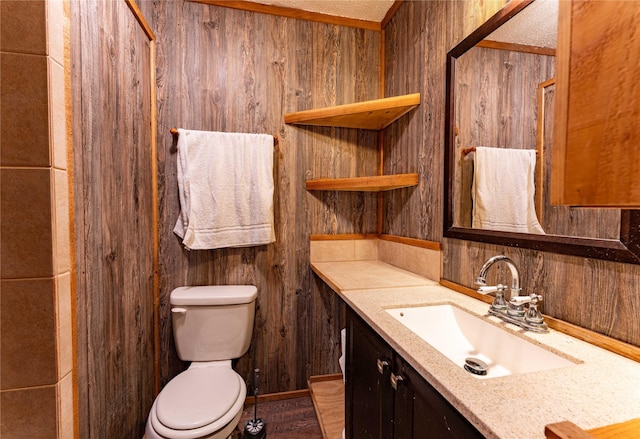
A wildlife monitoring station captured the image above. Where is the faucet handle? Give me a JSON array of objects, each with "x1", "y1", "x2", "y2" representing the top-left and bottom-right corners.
[
  {"x1": 509, "y1": 294, "x2": 546, "y2": 325},
  {"x1": 525, "y1": 302, "x2": 545, "y2": 325},
  {"x1": 477, "y1": 285, "x2": 497, "y2": 294},
  {"x1": 510, "y1": 293, "x2": 543, "y2": 306},
  {"x1": 525, "y1": 294, "x2": 545, "y2": 325},
  {"x1": 478, "y1": 284, "x2": 508, "y2": 311},
  {"x1": 477, "y1": 284, "x2": 507, "y2": 295}
]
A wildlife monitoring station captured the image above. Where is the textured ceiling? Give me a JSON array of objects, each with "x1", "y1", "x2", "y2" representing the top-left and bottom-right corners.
[
  {"x1": 487, "y1": 0, "x2": 558, "y2": 49},
  {"x1": 247, "y1": 0, "x2": 396, "y2": 22}
]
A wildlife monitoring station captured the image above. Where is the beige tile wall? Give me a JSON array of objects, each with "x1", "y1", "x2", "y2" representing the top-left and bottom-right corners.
[
  {"x1": 310, "y1": 238, "x2": 379, "y2": 262},
  {"x1": 377, "y1": 239, "x2": 441, "y2": 282},
  {"x1": 310, "y1": 238, "x2": 441, "y2": 282},
  {"x1": 0, "y1": 1, "x2": 74, "y2": 438}
]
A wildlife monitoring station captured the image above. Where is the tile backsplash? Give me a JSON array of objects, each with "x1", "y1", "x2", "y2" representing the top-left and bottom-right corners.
[{"x1": 310, "y1": 237, "x2": 441, "y2": 282}]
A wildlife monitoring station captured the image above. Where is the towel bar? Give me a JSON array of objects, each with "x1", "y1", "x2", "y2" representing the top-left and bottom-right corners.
[
  {"x1": 461, "y1": 146, "x2": 538, "y2": 157},
  {"x1": 170, "y1": 128, "x2": 278, "y2": 145}
]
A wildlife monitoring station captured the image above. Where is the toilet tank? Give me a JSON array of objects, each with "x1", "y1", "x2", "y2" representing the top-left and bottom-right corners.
[{"x1": 170, "y1": 285, "x2": 257, "y2": 361}]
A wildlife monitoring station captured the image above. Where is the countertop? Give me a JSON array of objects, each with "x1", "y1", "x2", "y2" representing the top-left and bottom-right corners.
[{"x1": 311, "y1": 260, "x2": 640, "y2": 439}]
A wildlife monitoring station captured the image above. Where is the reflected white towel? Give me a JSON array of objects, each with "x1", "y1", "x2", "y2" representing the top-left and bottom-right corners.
[
  {"x1": 173, "y1": 129, "x2": 276, "y2": 249},
  {"x1": 472, "y1": 146, "x2": 544, "y2": 234}
]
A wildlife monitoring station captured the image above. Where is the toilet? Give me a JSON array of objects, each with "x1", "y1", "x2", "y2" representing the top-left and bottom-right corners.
[{"x1": 145, "y1": 285, "x2": 258, "y2": 439}]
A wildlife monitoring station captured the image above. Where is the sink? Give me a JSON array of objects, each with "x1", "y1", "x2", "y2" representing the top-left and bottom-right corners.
[{"x1": 386, "y1": 304, "x2": 576, "y2": 379}]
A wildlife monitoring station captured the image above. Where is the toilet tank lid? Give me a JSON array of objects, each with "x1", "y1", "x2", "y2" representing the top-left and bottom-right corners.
[{"x1": 170, "y1": 285, "x2": 257, "y2": 306}]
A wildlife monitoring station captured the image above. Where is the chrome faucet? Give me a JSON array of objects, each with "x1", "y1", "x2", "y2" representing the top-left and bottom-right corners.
[
  {"x1": 475, "y1": 255, "x2": 548, "y2": 333},
  {"x1": 476, "y1": 255, "x2": 521, "y2": 302}
]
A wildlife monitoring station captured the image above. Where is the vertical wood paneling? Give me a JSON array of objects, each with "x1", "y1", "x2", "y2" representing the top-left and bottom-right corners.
[
  {"x1": 66, "y1": 6, "x2": 640, "y2": 434},
  {"x1": 384, "y1": 1, "x2": 450, "y2": 240},
  {"x1": 71, "y1": 1, "x2": 156, "y2": 437},
  {"x1": 384, "y1": 1, "x2": 508, "y2": 242},
  {"x1": 454, "y1": 47, "x2": 554, "y2": 152},
  {"x1": 153, "y1": 1, "x2": 380, "y2": 393},
  {"x1": 384, "y1": 0, "x2": 640, "y2": 348}
]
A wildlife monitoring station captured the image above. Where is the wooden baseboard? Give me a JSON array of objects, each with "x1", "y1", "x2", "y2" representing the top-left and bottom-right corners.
[{"x1": 244, "y1": 388, "x2": 310, "y2": 406}]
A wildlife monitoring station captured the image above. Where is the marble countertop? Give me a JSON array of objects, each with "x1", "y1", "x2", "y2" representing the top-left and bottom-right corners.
[{"x1": 311, "y1": 260, "x2": 640, "y2": 439}]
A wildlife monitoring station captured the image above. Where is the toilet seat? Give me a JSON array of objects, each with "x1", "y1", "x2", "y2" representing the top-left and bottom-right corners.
[
  {"x1": 150, "y1": 367, "x2": 246, "y2": 439},
  {"x1": 158, "y1": 367, "x2": 241, "y2": 429}
]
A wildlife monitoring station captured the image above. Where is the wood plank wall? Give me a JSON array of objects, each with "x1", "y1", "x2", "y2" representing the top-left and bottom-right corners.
[
  {"x1": 67, "y1": 7, "x2": 640, "y2": 438},
  {"x1": 71, "y1": 1, "x2": 156, "y2": 437},
  {"x1": 383, "y1": 1, "x2": 640, "y2": 348},
  {"x1": 149, "y1": 1, "x2": 381, "y2": 392}
]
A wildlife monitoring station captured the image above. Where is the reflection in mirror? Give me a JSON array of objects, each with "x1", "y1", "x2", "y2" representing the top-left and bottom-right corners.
[
  {"x1": 444, "y1": 0, "x2": 640, "y2": 263},
  {"x1": 537, "y1": 81, "x2": 620, "y2": 239},
  {"x1": 453, "y1": 41, "x2": 555, "y2": 232}
]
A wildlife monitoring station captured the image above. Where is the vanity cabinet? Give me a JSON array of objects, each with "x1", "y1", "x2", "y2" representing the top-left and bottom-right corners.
[
  {"x1": 346, "y1": 306, "x2": 394, "y2": 439},
  {"x1": 552, "y1": 0, "x2": 640, "y2": 207},
  {"x1": 345, "y1": 307, "x2": 484, "y2": 439}
]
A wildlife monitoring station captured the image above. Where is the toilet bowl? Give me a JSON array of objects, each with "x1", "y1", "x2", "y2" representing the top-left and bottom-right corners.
[
  {"x1": 145, "y1": 361, "x2": 247, "y2": 439},
  {"x1": 145, "y1": 286, "x2": 258, "y2": 439},
  {"x1": 145, "y1": 362, "x2": 246, "y2": 439}
]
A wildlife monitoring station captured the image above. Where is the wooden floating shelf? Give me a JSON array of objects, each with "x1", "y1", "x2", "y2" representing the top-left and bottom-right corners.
[
  {"x1": 284, "y1": 93, "x2": 421, "y2": 130},
  {"x1": 306, "y1": 173, "x2": 419, "y2": 192}
]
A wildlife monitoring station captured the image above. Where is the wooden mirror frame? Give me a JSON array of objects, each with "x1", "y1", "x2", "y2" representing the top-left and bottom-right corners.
[{"x1": 443, "y1": 0, "x2": 640, "y2": 264}]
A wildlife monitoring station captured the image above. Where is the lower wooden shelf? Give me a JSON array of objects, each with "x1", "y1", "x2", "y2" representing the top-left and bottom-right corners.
[
  {"x1": 306, "y1": 173, "x2": 419, "y2": 192},
  {"x1": 308, "y1": 374, "x2": 345, "y2": 439}
]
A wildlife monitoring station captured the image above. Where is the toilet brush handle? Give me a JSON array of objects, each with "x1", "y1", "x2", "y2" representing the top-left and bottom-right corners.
[
  {"x1": 252, "y1": 368, "x2": 261, "y2": 422},
  {"x1": 253, "y1": 368, "x2": 260, "y2": 397}
]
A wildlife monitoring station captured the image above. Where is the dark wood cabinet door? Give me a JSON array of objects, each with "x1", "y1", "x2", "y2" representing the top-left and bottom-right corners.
[
  {"x1": 395, "y1": 358, "x2": 485, "y2": 439},
  {"x1": 346, "y1": 306, "x2": 485, "y2": 439},
  {"x1": 346, "y1": 308, "x2": 395, "y2": 439}
]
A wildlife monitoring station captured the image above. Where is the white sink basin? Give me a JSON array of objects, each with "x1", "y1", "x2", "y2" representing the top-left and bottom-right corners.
[{"x1": 386, "y1": 304, "x2": 576, "y2": 379}]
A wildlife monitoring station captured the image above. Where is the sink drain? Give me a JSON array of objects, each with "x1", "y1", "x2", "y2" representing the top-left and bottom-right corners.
[{"x1": 464, "y1": 357, "x2": 488, "y2": 376}]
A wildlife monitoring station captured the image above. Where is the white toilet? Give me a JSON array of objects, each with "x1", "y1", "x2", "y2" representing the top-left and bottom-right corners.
[{"x1": 145, "y1": 285, "x2": 258, "y2": 439}]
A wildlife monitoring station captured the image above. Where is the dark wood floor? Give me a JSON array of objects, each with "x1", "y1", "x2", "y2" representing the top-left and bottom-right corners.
[{"x1": 231, "y1": 396, "x2": 324, "y2": 439}]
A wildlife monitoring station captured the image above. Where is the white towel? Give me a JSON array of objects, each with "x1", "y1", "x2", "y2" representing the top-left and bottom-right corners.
[
  {"x1": 173, "y1": 129, "x2": 276, "y2": 250},
  {"x1": 338, "y1": 328, "x2": 346, "y2": 383},
  {"x1": 472, "y1": 146, "x2": 544, "y2": 234}
]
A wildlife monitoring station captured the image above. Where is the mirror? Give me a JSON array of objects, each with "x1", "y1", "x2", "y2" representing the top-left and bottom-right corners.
[{"x1": 444, "y1": 0, "x2": 640, "y2": 263}]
